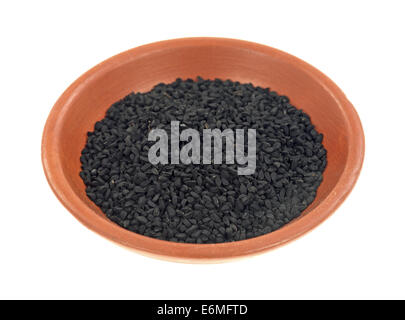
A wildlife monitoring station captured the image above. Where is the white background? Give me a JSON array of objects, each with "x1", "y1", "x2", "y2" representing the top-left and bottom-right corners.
[{"x1": 1, "y1": 0, "x2": 404, "y2": 300}]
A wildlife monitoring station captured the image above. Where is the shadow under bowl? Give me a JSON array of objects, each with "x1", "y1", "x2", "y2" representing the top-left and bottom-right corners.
[{"x1": 42, "y1": 37, "x2": 364, "y2": 263}]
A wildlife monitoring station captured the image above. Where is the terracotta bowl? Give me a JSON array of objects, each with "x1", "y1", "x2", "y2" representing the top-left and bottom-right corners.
[{"x1": 42, "y1": 38, "x2": 364, "y2": 263}]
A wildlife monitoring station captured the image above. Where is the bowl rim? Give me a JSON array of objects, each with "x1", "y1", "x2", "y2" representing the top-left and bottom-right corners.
[{"x1": 41, "y1": 37, "x2": 365, "y2": 262}]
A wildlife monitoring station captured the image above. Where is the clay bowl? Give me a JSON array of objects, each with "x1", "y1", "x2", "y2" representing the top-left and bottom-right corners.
[{"x1": 42, "y1": 38, "x2": 364, "y2": 263}]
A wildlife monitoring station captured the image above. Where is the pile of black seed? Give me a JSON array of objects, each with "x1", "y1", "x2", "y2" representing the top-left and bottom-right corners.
[{"x1": 80, "y1": 77, "x2": 327, "y2": 243}]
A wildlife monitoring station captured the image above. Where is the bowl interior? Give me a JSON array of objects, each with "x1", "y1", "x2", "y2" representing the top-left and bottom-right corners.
[{"x1": 45, "y1": 39, "x2": 358, "y2": 261}]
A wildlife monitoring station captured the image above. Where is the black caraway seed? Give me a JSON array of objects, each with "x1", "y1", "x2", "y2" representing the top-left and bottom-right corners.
[{"x1": 80, "y1": 77, "x2": 327, "y2": 243}]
